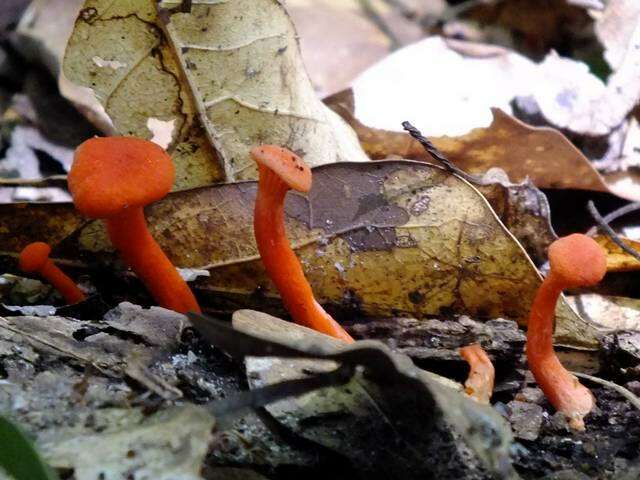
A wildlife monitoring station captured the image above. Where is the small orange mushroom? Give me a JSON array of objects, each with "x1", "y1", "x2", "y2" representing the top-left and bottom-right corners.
[
  {"x1": 460, "y1": 343, "x2": 495, "y2": 404},
  {"x1": 527, "y1": 233, "x2": 606, "y2": 430},
  {"x1": 251, "y1": 145, "x2": 353, "y2": 343},
  {"x1": 19, "y1": 242, "x2": 86, "y2": 304},
  {"x1": 68, "y1": 137, "x2": 200, "y2": 314}
]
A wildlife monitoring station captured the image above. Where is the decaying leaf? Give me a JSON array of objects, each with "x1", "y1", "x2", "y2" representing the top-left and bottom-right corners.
[
  {"x1": 63, "y1": 0, "x2": 368, "y2": 187},
  {"x1": 351, "y1": 34, "x2": 640, "y2": 138},
  {"x1": 431, "y1": 110, "x2": 611, "y2": 193},
  {"x1": 474, "y1": 169, "x2": 557, "y2": 264},
  {"x1": 568, "y1": 294, "x2": 640, "y2": 332},
  {"x1": 594, "y1": 234, "x2": 640, "y2": 272},
  {"x1": 43, "y1": 404, "x2": 215, "y2": 480},
  {"x1": 0, "y1": 303, "x2": 320, "y2": 477},
  {"x1": 440, "y1": 0, "x2": 595, "y2": 61},
  {"x1": 0, "y1": 302, "x2": 185, "y2": 399},
  {"x1": 219, "y1": 310, "x2": 517, "y2": 479},
  {"x1": 0, "y1": 160, "x2": 595, "y2": 347},
  {"x1": 330, "y1": 102, "x2": 609, "y2": 194}
]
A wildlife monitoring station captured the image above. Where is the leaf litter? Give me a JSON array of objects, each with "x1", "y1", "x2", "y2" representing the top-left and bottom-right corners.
[
  {"x1": 2, "y1": 0, "x2": 640, "y2": 479},
  {"x1": 0, "y1": 160, "x2": 597, "y2": 348}
]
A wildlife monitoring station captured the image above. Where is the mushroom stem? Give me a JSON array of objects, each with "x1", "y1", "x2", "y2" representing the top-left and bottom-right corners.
[
  {"x1": 19, "y1": 242, "x2": 85, "y2": 304},
  {"x1": 459, "y1": 343, "x2": 495, "y2": 405},
  {"x1": 254, "y1": 163, "x2": 353, "y2": 343},
  {"x1": 69, "y1": 137, "x2": 201, "y2": 315},
  {"x1": 39, "y1": 260, "x2": 86, "y2": 304},
  {"x1": 106, "y1": 207, "x2": 201, "y2": 314},
  {"x1": 526, "y1": 233, "x2": 605, "y2": 431},
  {"x1": 527, "y1": 272, "x2": 593, "y2": 430}
]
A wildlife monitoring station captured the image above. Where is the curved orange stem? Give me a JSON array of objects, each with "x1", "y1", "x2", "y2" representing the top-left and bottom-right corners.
[
  {"x1": 254, "y1": 166, "x2": 353, "y2": 342},
  {"x1": 460, "y1": 343, "x2": 495, "y2": 404},
  {"x1": 39, "y1": 259, "x2": 86, "y2": 304},
  {"x1": 527, "y1": 273, "x2": 594, "y2": 430},
  {"x1": 106, "y1": 208, "x2": 201, "y2": 314}
]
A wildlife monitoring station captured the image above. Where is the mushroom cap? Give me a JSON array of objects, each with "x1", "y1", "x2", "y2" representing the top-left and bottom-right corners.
[
  {"x1": 548, "y1": 233, "x2": 607, "y2": 288},
  {"x1": 68, "y1": 137, "x2": 175, "y2": 218},
  {"x1": 19, "y1": 242, "x2": 51, "y2": 272},
  {"x1": 250, "y1": 145, "x2": 312, "y2": 193}
]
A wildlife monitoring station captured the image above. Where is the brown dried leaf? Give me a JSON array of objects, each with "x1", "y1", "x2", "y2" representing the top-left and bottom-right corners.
[
  {"x1": 62, "y1": 0, "x2": 368, "y2": 187},
  {"x1": 0, "y1": 161, "x2": 595, "y2": 347},
  {"x1": 474, "y1": 170, "x2": 557, "y2": 264},
  {"x1": 332, "y1": 103, "x2": 609, "y2": 193}
]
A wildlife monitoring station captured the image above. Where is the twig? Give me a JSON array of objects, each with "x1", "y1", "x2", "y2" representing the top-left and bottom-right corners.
[
  {"x1": 587, "y1": 201, "x2": 640, "y2": 262},
  {"x1": 586, "y1": 202, "x2": 640, "y2": 236},
  {"x1": 358, "y1": 0, "x2": 401, "y2": 50},
  {"x1": 381, "y1": 0, "x2": 418, "y2": 20},
  {"x1": 401, "y1": 121, "x2": 481, "y2": 184},
  {"x1": 572, "y1": 371, "x2": 640, "y2": 412},
  {"x1": 209, "y1": 363, "x2": 355, "y2": 430}
]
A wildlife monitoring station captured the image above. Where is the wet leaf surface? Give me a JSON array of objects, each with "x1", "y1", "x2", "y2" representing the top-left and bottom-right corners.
[
  {"x1": 63, "y1": 0, "x2": 368, "y2": 186},
  {"x1": 0, "y1": 160, "x2": 593, "y2": 347}
]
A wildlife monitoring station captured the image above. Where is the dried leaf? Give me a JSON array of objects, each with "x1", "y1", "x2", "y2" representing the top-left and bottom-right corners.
[
  {"x1": 446, "y1": 0, "x2": 594, "y2": 61},
  {"x1": 43, "y1": 404, "x2": 215, "y2": 480},
  {"x1": 62, "y1": 0, "x2": 368, "y2": 187},
  {"x1": 351, "y1": 35, "x2": 640, "y2": 138},
  {"x1": 223, "y1": 310, "x2": 517, "y2": 479},
  {"x1": 594, "y1": 234, "x2": 640, "y2": 272},
  {"x1": 474, "y1": 170, "x2": 557, "y2": 264},
  {"x1": 332, "y1": 98, "x2": 609, "y2": 194},
  {"x1": 0, "y1": 161, "x2": 595, "y2": 347},
  {"x1": 596, "y1": 0, "x2": 640, "y2": 72},
  {"x1": 568, "y1": 294, "x2": 640, "y2": 332},
  {"x1": 15, "y1": 0, "x2": 113, "y2": 135}
]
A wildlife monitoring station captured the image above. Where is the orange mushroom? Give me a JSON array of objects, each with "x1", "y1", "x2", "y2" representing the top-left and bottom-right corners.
[
  {"x1": 19, "y1": 242, "x2": 86, "y2": 304},
  {"x1": 251, "y1": 145, "x2": 353, "y2": 343},
  {"x1": 527, "y1": 233, "x2": 606, "y2": 430},
  {"x1": 68, "y1": 137, "x2": 200, "y2": 314},
  {"x1": 460, "y1": 343, "x2": 495, "y2": 405}
]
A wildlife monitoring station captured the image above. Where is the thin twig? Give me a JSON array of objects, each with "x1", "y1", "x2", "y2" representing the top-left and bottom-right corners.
[
  {"x1": 586, "y1": 202, "x2": 640, "y2": 236},
  {"x1": 359, "y1": 0, "x2": 401, "y2": 50},
  {"x1": 401, "y1": 121, "x2": 481, "y2": 184},
  {"x1": 572, "y1": 371, "x2": 640, "y2": 412},
  {"x1": 587, "y1": 200, "x2": 640, "y2": 262}
]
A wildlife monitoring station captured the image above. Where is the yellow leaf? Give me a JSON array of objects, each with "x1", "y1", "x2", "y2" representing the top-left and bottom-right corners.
[{"x1": 594, "y1": 234, "x2": 640, "y2": 272}]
